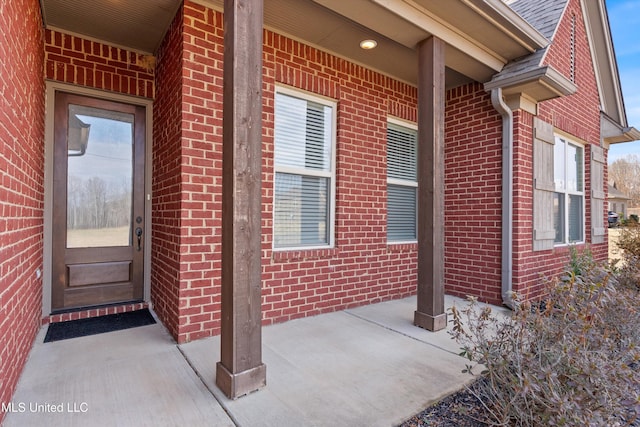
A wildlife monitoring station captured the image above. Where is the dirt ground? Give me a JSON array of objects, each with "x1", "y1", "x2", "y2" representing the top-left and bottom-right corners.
[{"x1": 609, "y1": 227, "x2": 623, "y2": 262}]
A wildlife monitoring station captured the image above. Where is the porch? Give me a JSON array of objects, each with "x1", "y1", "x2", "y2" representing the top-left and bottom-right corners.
[{"x1": 4, "y1": 295, "x2": 506, "y2": 427}]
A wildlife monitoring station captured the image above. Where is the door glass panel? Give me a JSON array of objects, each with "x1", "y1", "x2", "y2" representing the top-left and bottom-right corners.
[{"x1": 66, "y1": 104, "x2": 134, "y2": 248}]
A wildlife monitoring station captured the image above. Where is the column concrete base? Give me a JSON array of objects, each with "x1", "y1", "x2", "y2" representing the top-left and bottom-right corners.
[
  {"x1": 216, "y1": 362, "x2": 266, "y2": 400},
  {"x1": 414, "y1": 310, "x2": 447, "y2": 332}
]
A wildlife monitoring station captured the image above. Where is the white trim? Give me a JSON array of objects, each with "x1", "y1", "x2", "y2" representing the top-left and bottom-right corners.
[
  {"x1": 42, "y1": 81, "x2": 153, "y2": 316},
  {"x1": 275, "y1": 83, "x2": 337, "y2": 106},
  {"x1": 272, "y1": 85, "x2": 337, "y2": 251},
  {"x1": 553, "y1": 135, "x2": 585, "y2": 246},
  {"x1": 276, "y1": 165, "x2": 332, "y2": 179},
  {"x1": 581, "y1": 0, "x2": 627, "y2": 127},
  {"x1": 388, "y1": 115, "x2": 418, "y2": 130},
  {"x1": 386, "y1": 117, "x2": 418, "y2": 244},
  {"x1": 371, "y1": 0, "x2": 506, "y2": 71},
  {"x1": 45, "y1": 26, "x2": 155, "y2": 56},
  {"x1": 388, "y1": 177, "x2": 418, "y2": 188}
]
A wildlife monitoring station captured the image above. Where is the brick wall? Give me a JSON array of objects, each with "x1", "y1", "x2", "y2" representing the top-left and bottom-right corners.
[
  {"x1": 45, "y1": 31, "x2": 155, "y2": 98},
  {"x1": 445, "y1": 83, "x2": 503, "y2": 304},
  {"x1": 0, "y1": 0, "x2": 45, "y2": 419},
  {"x1": 155, "y1": 2, "x2": 422, "y2": 343},
  {"x1": 45, "y1": 302, "x2": 149, "y2": 324},
  {"x1": 151, "y1": 3, "x2": 227, "y2": 342},
  {"x1": 43, "y1": 29, "x2": 160, "y2": 323},
  {"x1": 151, "y1": 5, "x2": 185, "y2": 342},
  {"x1": 176, "y1": 5, "x2": 225, "y2": 342},
  {"x1": 93, "y1": 0, "x2": 608, "y2": 343},
  {"x1": 261, "y1": 31, "x2": 419, "y2": 326},
  {"x1": 511, "y1": 0, "x2": 606, "y2": 299}
]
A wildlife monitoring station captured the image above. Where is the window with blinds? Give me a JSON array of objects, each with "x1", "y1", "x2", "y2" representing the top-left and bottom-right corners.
[
  {"x1": 273, "y1": 88, "x2": 335, "y2": 249},
  {"x1": 553, "y1": 136, "x2": 584, "y2": 244},
  {"x1": 387, "y1": 120, "x2": 418, "y2": 242}
]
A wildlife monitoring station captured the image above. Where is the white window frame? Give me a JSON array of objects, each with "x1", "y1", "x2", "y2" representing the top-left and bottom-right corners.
[
  {"x1": 272, "y1": 85, "x2": 337, "y2": 251},
  {"x1": 553, "y1": 134, "x2": 585, "y2": 246},
  {"x1": 387, "y1": 117, "x2": 418, "y2": 244}
]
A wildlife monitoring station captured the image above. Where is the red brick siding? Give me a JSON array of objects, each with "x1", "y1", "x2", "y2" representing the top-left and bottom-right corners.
[
  {"x1": 175, "y1": 4, "x2": 225, "y2": 342},
  {"x1": 42, "y1": 27, "x2": 162, "y2": 324},
  {"x1": 261, "y1": 33, "x2": 420, "y2": 326},
  {"x1": 0, "y1": 0, "x2": 45, "y2": 419},
  {"x1": 445, "y1": 83, "x2": 503, "y2": 305},
  {"x1": 160, "y1": 3, "x2": 421, "y2": 342},
  {"x1": 156, "y1": 0, "x2": 610, "y2": 339},
  {"x1": 45, "y1": 30, "x2": 154, "y2": 98},
  {"x1": 152, "y1": 5, "x2": 185, "y2": 341},
  {"x1": 511, "y1": 0, "x2": 606, "y2": 299},
  {"x1": 45, "y1": 302, "x2": 148, "y2": 324}
]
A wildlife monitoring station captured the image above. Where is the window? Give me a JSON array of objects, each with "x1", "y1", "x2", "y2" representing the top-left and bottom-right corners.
[
  {"x1": 273, "y1": 87, "x2": 336, "y2": 249},
  {"x1": 387, "y1": 119, "x2": 418, "y2": 242},
  {"x1": 553, "y1": 136, "x2": 584, "y2": 244}
]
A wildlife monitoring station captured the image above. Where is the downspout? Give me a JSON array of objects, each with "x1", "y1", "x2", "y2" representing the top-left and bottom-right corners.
[{"x1": 490, "y1": 88, "x2": 516, "y2": 310}]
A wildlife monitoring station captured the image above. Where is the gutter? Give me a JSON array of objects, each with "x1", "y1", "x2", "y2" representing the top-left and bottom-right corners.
[
  {"x1": 490, "y1": 88, "x2": 516, "y2": 310},
  {"x1": 485, "y1": 65, "x2": 577, "y2": 101},
  {"x1": 464, "y1": 0, "x2": 549, "y2": 52}
]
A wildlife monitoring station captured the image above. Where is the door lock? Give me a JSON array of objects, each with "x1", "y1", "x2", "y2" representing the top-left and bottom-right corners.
[{"x1": 135, "y1": 227, "x2": 143, "y2": 251}]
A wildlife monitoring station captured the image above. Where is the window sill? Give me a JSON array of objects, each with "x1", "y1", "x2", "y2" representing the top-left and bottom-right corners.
[
  {"x1": 387, "y1": 242, "x2": 418, "y2": 252},
  {"x1": 271, "y1": 247, "x2": 339, "y2": 262},
  {"x1": 553, "y1": 241, "x2": 586, "y2": 248}
]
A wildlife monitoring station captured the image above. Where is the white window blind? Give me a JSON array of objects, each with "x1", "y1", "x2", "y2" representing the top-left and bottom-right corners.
[
  {"x1": 273, "y1": 89, "x2": 335, "y2": 249},
  {"x1": 387, "y1": 121, "x2": 418, "y2": 242}
]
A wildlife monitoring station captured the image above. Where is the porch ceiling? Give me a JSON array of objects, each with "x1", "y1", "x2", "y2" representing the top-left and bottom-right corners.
[
  {"x1": 39, "y1": 0, "x2": 182, "y2": 54},
  {"x1": 40, "y1": 0, "x2": 547, "y2": 88}
]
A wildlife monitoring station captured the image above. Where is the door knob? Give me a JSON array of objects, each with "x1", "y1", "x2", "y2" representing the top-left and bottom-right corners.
[{"x1": 135, "y1": 227, "x2": 143, "y2": 251}]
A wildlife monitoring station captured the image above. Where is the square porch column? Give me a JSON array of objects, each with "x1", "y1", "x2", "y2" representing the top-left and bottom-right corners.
[
  {"x1": 216, "y1": 0, "x2": 267, "y2": 399},
  {"x1": 414, "y1": 36, "x2": 447, "y2": 332}
]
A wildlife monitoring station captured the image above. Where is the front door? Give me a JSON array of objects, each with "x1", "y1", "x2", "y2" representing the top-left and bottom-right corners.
[{"x1": 51, "y1": 92, "x2": 146, "y2": 311}]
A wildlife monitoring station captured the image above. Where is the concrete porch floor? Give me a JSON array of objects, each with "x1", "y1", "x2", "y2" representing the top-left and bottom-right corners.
[{"x1": 4, "y1": 296, "x2": 507, "y2": 427}]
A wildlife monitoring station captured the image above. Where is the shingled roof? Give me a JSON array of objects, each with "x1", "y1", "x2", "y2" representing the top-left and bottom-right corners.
[
  {"x1": 485, "y1": 0, "x2": 576, "y2": 104},
  {"x1": 490, "y1": 0, "x2": 569, "y2": 87},
  {"x1": 609, "y1": 184, "x2": 631, "y2": 200},
  {"x1": 491, "y1": 0, "x2": 638, "y2": 141},
  {"x1": 494, "y1": 0, "x2": 567, "y2": 79},
  {"x1": 508, "y1": 0, "x2": 568, "y2": 40}
]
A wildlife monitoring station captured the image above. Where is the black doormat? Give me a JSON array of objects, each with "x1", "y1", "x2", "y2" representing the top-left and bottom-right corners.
[{"x1": 44, "y1": 309, "x2": 156, "y2": 343}]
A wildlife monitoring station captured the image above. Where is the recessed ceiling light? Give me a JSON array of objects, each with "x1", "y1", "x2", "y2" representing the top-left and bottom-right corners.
[{"x1": 359, "y1": 39, "x2": 377, "y2": 50}]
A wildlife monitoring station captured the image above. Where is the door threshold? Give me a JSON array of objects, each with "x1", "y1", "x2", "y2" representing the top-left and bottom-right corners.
[{"x1": 45, "y1": 300, "x2": 147, "y2": 324}]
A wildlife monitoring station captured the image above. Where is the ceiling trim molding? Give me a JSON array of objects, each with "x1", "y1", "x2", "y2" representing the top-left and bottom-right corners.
[
  {"x1": 372, "y1": 0, "x2": 507, "y2": 71},
  {"x1": 190, "y1": 0, "x2": 223, "y2": 12},
  {"x1": 485, "y1": 65, "x2": 577, "y2": 103},
  {"x1": 582, "y1": 0, "x2": 627, "y2": 128},
  {"x1": 602, "y1": 113, "x2": 640, "y2": 144},
  {"x1": 463, "y1": 0, "x2": 548, "y2": 51},
  {"x1": 45, "y1": 26, "x2": 156, "y2": 56}
]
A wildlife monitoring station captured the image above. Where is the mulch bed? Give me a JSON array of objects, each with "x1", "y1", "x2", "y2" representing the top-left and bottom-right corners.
[
  {"x1": 399, "y1": 381, "x2": 489, "y2": 427},
  {"x1": 399, "y1": 379, "x2": 640, "y2": 427}
]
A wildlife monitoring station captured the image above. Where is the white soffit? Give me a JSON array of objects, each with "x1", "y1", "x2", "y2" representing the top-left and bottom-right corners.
[
  {"x1": 315, "y1": 0, "x2": 547, "y2": 72},
  {"x1": 40, "y1": 0, "x2": 521, "y2": 86},
  {"x1": 40, "y1": 0, "x2": 182, "y2": 54}
]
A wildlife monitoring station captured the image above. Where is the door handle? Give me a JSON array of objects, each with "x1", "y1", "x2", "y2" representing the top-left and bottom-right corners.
[{"x1": 135, "y1": 227, "x2": 143, "y2": 251}]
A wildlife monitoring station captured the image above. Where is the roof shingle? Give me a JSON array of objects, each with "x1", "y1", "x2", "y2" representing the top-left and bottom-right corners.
[
  {"x1": 509, "y1": 0, "x2": 568, "y2": 39},
  {"x1": 491, "y1": 0, "x2": 569, "y2": 83}
]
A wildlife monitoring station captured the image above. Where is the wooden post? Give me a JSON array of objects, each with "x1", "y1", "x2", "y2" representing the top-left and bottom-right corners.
[
  {"x1": 216, "y1": 0, "x2": 266, "y2": 399},
  {"x1": 414, "y1": 36, "x2": 447, "y2": 332}
]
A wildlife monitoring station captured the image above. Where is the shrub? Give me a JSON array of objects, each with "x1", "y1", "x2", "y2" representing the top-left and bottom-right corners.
[
  {"x1": 450, "y1": 248, "x2": 640, "y2": 426},
  {"x1": 617, "y1": 221, "x2": 640, "y2": 257},
  {"x1": 615, "y1": 221, "x2": 640, "y2": 291}
]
